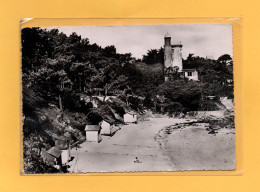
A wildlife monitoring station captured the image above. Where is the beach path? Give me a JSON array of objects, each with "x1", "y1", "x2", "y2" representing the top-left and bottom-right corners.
[{"x1": 68, "y1": 118, "x2": 189, "y2": 173}]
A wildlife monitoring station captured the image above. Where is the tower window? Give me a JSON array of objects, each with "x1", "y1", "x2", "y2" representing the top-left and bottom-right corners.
[{"x1": 187, "y1": 72, "x2": 192, "y2": 76}]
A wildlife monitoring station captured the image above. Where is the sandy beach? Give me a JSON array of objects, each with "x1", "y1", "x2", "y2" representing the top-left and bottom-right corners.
[
  {"x1": 158, "y1": 123, "x2": 235, "y2": 171},
  {"x1": 68, "y1": 117, "x2": 235, "y2": 173}
]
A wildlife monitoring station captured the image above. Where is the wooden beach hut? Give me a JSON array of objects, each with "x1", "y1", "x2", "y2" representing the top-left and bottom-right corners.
[
  {"x1": 100, "y1": 117, "x2": 120, "y2": 136},
  {"x1": 123, "y1": 111, "x2": 137, "y2": 124},
  {"x1": 55, "y1": 136, "x2": 71, "y2": 165},
  {"x1": 45, "y1": 146, "x2": 62, "y2": 167},
  {"x1": 85, "y1": 124, "x2": 102, "y2": 143}
]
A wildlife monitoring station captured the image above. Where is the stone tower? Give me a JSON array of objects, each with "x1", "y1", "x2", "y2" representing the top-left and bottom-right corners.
[
  {"x1": 164, "y1": 33, "x2": 172, "y2": 68},
  {"x1": 171, "y1": 43, "x2": 183, "y2": 71},
  {"x1": 164, "y1": 34, "x2": 183, "y2": 71},
  {"x1": 163, "y1": 34, "x2": 198, "y2": 81}
]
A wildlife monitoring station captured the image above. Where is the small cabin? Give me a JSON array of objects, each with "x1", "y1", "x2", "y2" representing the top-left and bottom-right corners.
[
  {"x1": 124, "y1": 112, "x2": 137, "y2": 124},
  {"x1": 45, "y1": 146, "x2": 62, "y2": 168},
  {"x1": 55, "y1": 137, "x2": 71, "y2": 165},
  {"x1": 42, "y1": 138, "x2": 71, "y2": 167},
  {"x1": 85, "y1": 125, "x2": 102, "y2": 143},
  {"x1": 100, "y1": 118, "x2": 120, "y2": 136}
]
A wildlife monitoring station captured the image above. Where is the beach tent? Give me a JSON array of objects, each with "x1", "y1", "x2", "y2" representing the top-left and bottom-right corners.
[
  {"x1": 85, "y1": 125, "x2": 102, "y2": 143},
  {"x1": 100, "y1": 117, "x2": 120, "y2": 136},
  {"x1": 123, "y1": 111, "x2": 137, "y2": 124}
]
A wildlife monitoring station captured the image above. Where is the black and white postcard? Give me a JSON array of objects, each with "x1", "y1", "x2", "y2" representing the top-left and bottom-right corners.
[{"x1": 21, "y1": 24, "x2": 235, "y2": 173}]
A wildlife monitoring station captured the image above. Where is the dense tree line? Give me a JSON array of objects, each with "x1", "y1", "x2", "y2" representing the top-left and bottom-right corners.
[
  {"x1": 22, "y1": 27, "x2": 234, "y2": 116},
  {"x1": 183, "y1": 53, "x2": 233, "y2": 98}
]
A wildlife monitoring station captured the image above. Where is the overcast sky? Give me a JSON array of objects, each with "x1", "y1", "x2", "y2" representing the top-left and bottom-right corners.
[{"x1": 47, "y1": 24, "x2": 233, "y2": 60}]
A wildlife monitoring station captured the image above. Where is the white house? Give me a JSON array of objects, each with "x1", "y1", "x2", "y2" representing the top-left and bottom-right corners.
[
  {"x1": 100, "y1": 118, "x2": 120, "y2": 136},
  {"x1": 85, "y1": 125, "x2": 102, "y2": 143},
  {"x1": 182, "y1": 69, "x2": 199, "y2": 81},
  {"x1": 123, "y1": 112, "x2": 137, "y2": 124}
]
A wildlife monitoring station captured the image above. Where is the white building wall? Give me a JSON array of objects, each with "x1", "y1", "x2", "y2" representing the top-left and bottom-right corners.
[
  {"x1": 172, "y1": 47, "x2": 183, "y2": 71},
  {"x1": 85, "y1": 131, "x2": 100, "y2": 142},
  {"x1": 100, "y1": 121, "x2": 111, "y2": 135},
  {"x1": 100, "y1": 121, "x2": 120, "y2": 135},
  {"x1": 164, "y1": 37, "x2": 172, "y2": 68},
  {"x1": 184, "y1": 71, "x2": 198, "y2": 81},
  {"x1": 61, "y1": 150, "x2": 70, "y2": 165},
  {"x1": 124, "y1": 114, "x2": 137, "y2": 123}
]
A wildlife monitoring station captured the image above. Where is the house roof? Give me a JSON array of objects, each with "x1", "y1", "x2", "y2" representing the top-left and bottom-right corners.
[
  {"x1": 110, "y1": 108, "x2": 124, "y2": 121},
  {"x1": 182, "y1": 69, "x2": 197, "y2": 72},
  {"x1": 171, "y1": 44, "x2": 183, "y2": 48},
  {"x1": 109, "y1": 97, "x2": 126, "y2": 105},
  {"x1": 63, "y1": 79, "x2": 72, "y2": 84},
  {"x1": 47, "y1": 146, "x2": 62, "y2": 158},
  {"x1": 41, "y1": 149, "x2": 55, "y2": 164},
  {"x1": 102, "y1": 116, "x2": 115, "y2": 124},
  {"x1": 125, "y1": 111, "x2": 137, "y2": 115},
  {"x1": 85, "y1": 125, "x2": 101, "y2": 131}
]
